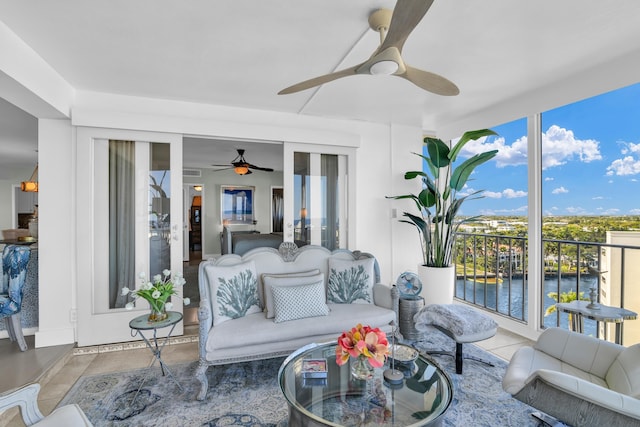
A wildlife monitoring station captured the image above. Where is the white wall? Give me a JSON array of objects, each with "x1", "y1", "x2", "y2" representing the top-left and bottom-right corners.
[{"x1": 35, "y1": 118, "x2": 75, "y2": 347}]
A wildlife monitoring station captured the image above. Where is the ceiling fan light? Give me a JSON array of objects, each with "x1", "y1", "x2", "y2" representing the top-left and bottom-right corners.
[
  {"x1": 370, "y1": 60, "x2": 398, "y2": 75},
  {"x1": 234, "y1": 166, "x2": 249, "y2": 175}
]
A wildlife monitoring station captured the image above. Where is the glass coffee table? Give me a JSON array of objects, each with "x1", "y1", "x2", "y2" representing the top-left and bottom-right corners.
[{"x1": 279, "y1": 342, "x2": 453, "y2": 427}]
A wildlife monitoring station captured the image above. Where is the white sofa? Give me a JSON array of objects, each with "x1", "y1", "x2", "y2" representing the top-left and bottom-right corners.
[
  {"x1": 503, "y1": 327, "x2": 640, "y2": 427},
  {"x1": 195, "y1": 244, "x2": 398, "y2": 400}
]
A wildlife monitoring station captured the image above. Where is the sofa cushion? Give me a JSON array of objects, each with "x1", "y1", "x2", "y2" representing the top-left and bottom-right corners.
[
  {"x1": 262, "y1": 270, "x2": 323, "y2": 318},
  {"x1": 204, "y1": 260, "x2": 262, "y2": 326},
  {"x1": 206, "y1": 303, "x2": 395, "y2": 353},
  {"x1": 272, "y1": 280, "x2": 329, "y2": 323},
  {"x1": 327, "y1": 257, "x2": 375, "y2": 304},
  {"x1": 606, "y1": 343, "x2": 640, "y2": 398}
]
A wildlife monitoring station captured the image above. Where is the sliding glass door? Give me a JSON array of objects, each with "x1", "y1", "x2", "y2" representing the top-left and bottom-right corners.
[
  {"x1": 76, "y1": 128, "x2": 183, "y2": 346},
  {"x1": 283, "y1": 143, "x2": 354, "y2": 250}
]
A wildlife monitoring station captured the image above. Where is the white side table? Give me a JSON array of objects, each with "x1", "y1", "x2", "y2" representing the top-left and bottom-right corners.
[{"x1": 555, "y1": 300, "x2": 637, "y2": 344}]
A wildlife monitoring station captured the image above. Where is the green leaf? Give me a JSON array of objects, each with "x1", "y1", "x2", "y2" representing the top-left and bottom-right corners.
[
  {"x1": 425, "y1": 138, "x2": 450, "y2": 168},
  {"x1": 405, "y1": 170, "x2": 427, "y2": 179},
  {"x1": 449, "y1": 150, "x2": 498, "y2": 191},
  {"x1": 418, "y1": 188, "x2": 436, "y2": 208},
  {"x1": 449, "y1": 129, "x2": 498, "y2": 163}
]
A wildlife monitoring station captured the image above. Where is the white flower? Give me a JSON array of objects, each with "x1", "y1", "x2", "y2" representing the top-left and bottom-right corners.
[
  {"x1": 165, "y1": 302, "x2": 173, "y2": 310},
  {"x1": 175, "y1": 277, "x2": 186, "y2": 286},
  {"x1": 142, "y1": 282, "x2": 153, "y2": 291},
  {"x1": 162, "y1": 269, "x2": 171, "y2": 277},
  {"x1": 121, "y1": 287, "x2": 131, "y2": 296},
  {"x1": 152, "y1": 290, "x2": 161, "y2": 299},
  {"x1": 183, "y1": 297, "x2": 190, "y2": 306},
  {"x1": 125, "y1": 302, "x2": 134, "y2": 310},
  {"x1": 138, "y1": 272, "x2": 146, "y2": 279},
  {"x1": 175, "y1": 272, "x2": 183, "y2": 279}
]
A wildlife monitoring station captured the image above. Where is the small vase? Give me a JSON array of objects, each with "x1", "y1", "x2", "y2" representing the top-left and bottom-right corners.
[
  {"x1": 351, "y1": 355, "x2": 374, "y2": 380},
  {"x1": 148, "y1": 305, "x2": 168, "y2": 322}
]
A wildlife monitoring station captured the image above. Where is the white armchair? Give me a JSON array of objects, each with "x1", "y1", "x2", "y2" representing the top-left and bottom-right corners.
[
  {"x1": 0, "y1": 383, "x2": 93, "y2": 426},
  {"x1": 503, "y1": 327, "x2": 640, "y2": 427}
]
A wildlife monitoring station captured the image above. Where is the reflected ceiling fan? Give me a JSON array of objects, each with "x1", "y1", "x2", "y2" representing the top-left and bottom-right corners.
[
  {"x1": 211, "y1": 149, "x2": 274, "y2": 175},
  {"x1": 278, "y1": 0, "x2": 459, "y2": 96}
]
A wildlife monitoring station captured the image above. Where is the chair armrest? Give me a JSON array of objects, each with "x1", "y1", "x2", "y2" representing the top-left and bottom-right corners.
[
  {"x1": 530, "y1": 369, "x2": 640, "y2": 419},
  {"x1": 0, "y1": 383, "x2": 44, "y2": 426}
]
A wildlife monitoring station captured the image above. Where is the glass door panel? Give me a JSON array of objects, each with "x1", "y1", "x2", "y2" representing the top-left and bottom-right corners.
[{"x1": 286, "y1": 144, "x2": 351, "y2": 250}]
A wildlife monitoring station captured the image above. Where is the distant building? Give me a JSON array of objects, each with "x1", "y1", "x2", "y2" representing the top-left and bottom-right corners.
[{"x1": 601, "y1": 231, "x2": 640, "y2": 346}]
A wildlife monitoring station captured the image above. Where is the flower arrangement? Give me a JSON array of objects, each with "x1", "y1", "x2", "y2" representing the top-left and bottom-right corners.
[
  {"x1": 121, "y1": 269, "x2": 190, "y2": 321},
  {"x1": 336, "y1": 323, "x2": 389, "y2": 368}
]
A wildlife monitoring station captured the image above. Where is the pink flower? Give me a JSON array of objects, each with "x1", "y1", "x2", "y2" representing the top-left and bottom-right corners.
[{"x1": 336, "y1": 323, "x2": 389, "y2": 367}]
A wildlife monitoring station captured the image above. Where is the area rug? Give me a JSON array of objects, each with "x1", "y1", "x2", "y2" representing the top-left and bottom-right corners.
[{"x1": 59, "y1": 329, "x2": 542, "y2": 426}]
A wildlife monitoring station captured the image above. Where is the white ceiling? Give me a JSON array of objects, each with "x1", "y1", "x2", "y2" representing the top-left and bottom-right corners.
[{"x1": 2, "y1": 0, "x2": 640, "y2": 170}]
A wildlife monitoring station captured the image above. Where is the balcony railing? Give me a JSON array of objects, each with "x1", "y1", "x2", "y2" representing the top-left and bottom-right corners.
[{"x1": 454, "y1": 232, "x2": 640, "y2": 345}]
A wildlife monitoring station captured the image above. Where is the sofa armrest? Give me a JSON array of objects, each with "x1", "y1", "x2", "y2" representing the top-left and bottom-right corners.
[
  {"x1": 373, "y1": 283, "x2": 399, "y2": 326},
  {"x1": 372, "y1": 283, "x2": 393, "y2": 309},
  {"x1": 530, "y1": 369, "x2": 640, "y2": 420}
]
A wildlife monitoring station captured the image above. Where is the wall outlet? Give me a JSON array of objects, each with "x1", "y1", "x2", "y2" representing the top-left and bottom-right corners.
[{"x1": 69, "y1": 309, "x2": 77, "y2": 323}]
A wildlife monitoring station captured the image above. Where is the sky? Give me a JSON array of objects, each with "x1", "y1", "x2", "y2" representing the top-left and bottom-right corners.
[{"x1": 443, "y1": 82, "x2": 640, "y2": 217}]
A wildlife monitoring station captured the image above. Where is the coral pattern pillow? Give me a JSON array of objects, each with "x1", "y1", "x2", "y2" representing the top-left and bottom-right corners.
[
  {"x1": 327, "y1": 258, "x2": 375, "y2": 304},
  {"x1": 204, "y1": 260, "x2": 262, "y2": 326},
  {"x1": 271, "y1": 280, "x2": 329, "y2": 323}
]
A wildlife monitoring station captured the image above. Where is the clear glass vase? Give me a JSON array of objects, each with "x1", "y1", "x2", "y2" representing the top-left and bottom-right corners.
[
  {"x1": 148, "y1": 304, "x2": 168, "y2": 322},
  {"x1": 351, "y1": 355, "x2": 374, "y2": 380}
]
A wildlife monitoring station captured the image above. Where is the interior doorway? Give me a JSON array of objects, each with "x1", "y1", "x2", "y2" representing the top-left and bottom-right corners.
[{"x1": 184, "y1": 184, "x2": 204, "y2": 263}]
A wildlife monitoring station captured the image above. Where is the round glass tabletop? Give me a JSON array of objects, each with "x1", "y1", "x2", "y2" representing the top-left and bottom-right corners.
[{"x1": 278, "y1": 342, "x2": 453, "y2": 427}]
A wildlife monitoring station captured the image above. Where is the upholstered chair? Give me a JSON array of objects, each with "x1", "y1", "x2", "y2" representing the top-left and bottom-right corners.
[
  {"x1": 0, "y1": 244, "x2": 31, "y2": 351},
  {"x1": 0, "y1": 383, "x2": 93, "y2": 426},
  {"x1": 503, "y1": 327, "x2": 640, "y2": 427}
]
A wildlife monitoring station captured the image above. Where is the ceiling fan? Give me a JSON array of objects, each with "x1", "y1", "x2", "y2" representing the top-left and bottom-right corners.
[
  {"x1": 278, "y1": 0, "x2": 459, "y2": 96},
  {"x1": 211, "y1": 149, "x2": 274, "y2": 175}
]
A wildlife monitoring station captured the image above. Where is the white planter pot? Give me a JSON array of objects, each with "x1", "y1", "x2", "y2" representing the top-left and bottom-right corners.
[{"x1": 418, "y1": 265, "x2": 455, "y2": 305}]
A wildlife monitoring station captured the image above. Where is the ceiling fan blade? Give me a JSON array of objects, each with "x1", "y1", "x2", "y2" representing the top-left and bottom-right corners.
[
  {"x1": 379, "y1": 0, "x2": 435, "y2": 53},
  {"x1": 400, "y1": 65, "x2": 459, "y2": 96},
  {"x1": 278, "y1": 64, "x2": 362, "y2": 95},
  {"x1": 247, "y1": 164, "x2": 274, "y2": 172}
]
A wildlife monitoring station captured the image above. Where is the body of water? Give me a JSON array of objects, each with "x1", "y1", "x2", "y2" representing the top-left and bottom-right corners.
[{"x1": 456, "y1": 276, "x2": 598, "y2": 336}]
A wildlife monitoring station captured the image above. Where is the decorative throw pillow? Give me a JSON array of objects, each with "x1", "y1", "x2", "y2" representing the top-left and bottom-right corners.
[
  {"x1": 271, "y1": 280, "x2": 329, "y2": 323},
  {"x1": 204, "y1": 260, "x2": 262, "y2": 326},
  {"x1": 262, "y1": 272, "x2": 324, "y2": 318},
  {"x1": 327, "y1": 257, "x2": 375, "y2": 304}
]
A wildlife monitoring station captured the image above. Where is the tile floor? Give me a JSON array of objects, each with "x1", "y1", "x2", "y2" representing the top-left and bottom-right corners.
[{"x1": 0, "y1": 325, "x2": 533, "y2": 426}]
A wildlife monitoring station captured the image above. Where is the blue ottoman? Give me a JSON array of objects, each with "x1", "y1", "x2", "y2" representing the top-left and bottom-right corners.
[{"x1": 414, "y1": 304, "x2": 498, "y2": 374}]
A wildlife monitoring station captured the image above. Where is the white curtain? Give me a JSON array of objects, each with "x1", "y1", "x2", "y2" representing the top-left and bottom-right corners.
[{"x1": 108, "y1": 140, "x2": 135, "y2": 309}]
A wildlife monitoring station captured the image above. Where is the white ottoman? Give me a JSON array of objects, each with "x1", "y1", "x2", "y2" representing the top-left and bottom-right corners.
[{"x1": 414, "y1": 304, "x2": 498, "y2": 374}]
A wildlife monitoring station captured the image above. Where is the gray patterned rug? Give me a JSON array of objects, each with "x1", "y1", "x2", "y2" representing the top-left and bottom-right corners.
[{"x1": 59, "y1": 328, "x2": 543, "y2": 426}]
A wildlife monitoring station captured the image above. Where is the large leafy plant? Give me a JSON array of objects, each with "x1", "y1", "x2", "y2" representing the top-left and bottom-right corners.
[{"x1": 389, "y1": 129, "x2": 498, "y2": 267}]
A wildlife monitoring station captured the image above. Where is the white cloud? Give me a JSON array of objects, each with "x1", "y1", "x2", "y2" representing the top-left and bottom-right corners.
[
  {"x1": 601, "y1": 208, "x2": 620, "y2": 215},
  {"x1": 483, "y1": 188, "x2": 527, "y2": 199},
  {"x1": 630, "y1": 208, "x2": 640, "y2": 214},
  {"x1": 503, "y1": 188, "x2": 527, "y2": 198},
  {"x1": 480, "y1": 205, "x2": 527, "y2": 215},
  {"x1": 592, "y1": 196, "x2": 604, "y2": 200},
  {"x1": 552, "y1": 186, "x2": 569, "y2": 194},
  {"x1": 607, "y1": 142, "x2": 640, "y2": 176},
  {"x1": 544, "y1": 177, "x2": 554, "y2": 181},
  {"x1": 606, "y1": 155, "x2": 640, "y2": 176},
  {"x1": 565, "y1": 206, "x2": 588, "y2": 214},
  {"x1": 457, "y1": 125, "x2": 601, "y2": 170},
  {"x1": 484, "y1": 191, "x2": 503, "y2": 199}
]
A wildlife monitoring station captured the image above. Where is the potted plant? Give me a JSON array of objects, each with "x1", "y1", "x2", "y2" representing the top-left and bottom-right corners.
[{"x1": 388, "y1": 129, "x2": 498, "y2": 304}]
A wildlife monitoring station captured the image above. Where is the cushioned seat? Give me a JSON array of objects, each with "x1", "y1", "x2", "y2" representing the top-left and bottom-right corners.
[
  {"x1": 414, "y1": 303, "x2": 498, "y2": 374},
  {"x1": 0, "y1": 383, "x2": 93, "y2": 426},
  {"x1": 503, "y1": 327, "x2": 640, "y2": 427}
]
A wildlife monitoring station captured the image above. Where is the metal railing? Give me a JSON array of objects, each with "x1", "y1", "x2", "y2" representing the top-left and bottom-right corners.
[{"x1": 454, "y1": 232, "x2": 640, "y2": 345}]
